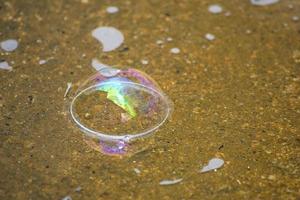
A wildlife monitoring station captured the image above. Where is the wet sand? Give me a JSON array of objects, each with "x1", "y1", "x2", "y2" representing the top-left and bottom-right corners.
[{"x1": 0, "y1": 0, "x2": 299, "y2": 199}]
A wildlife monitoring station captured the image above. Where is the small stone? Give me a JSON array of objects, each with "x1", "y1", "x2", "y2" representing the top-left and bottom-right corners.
[
  {"x1": 205, "y1": 33, "x2": 215, "y2": 41},
  {"x1": 292, "y1": 16, "x2": 299, "y2": 21},
  {"x1": 292, "y1": 50, "x2": 300, "y2": 63},
  {"x1": 166, "y1": 37, "x2": 173, "y2": 42},
  {"x1": 268, "y1": 175, "x2": 276, "y2": 181},
  {"x1": 133, "y1": 168, "x2": 141, "y2": 174},
  {"x1": 156, "y1": 40, "x2": 163, "y2": 45},
  {"x1": 246, "y1": 30, "x2": 252, "y2": 34},
  {"x1": 141, "y1": 59, "x2": 149, "y2": 65},
  {"x1": 84, "y1": 113, "x2": 92, "y2": 119}
]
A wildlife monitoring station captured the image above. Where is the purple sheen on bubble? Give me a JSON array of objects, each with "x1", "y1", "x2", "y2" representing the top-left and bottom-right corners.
[{"x1": 99, "y1": 140, "x2": 128, "y2": 155}]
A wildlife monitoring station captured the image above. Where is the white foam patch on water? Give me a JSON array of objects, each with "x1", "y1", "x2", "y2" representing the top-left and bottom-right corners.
[
  {"x1": 159, "y1": 178, "x2": 183, "y2": 186},
  {"x1": 200, "y1": 158, "x2": 224, "y2": 173},
  {"x1": 0, "y1": 39, "x2": 18, "y2": 52},
  {"x1": 205, "y1": 33, "x2": 215, "y2": 41},
  {"x1": 106, "y1": 6, "x2": 119, "y2": 14},
  {"x1": 208, "y1": 4, "x2": 223, "y2": 14},
  {"x1": 170, "y1": 47, "x2": 180, "y2": 54},
  {"x1": 0, "y1": 61, "x2": 12, "y2": 71},
  {"x1": 92, "y1": 27, "x2": 124, "y2": 52},
  {"x1": 91, "y1": 58, "x2": 120, "y2": 77},
  {"x1": 250, "y1": 0, "x2": 279, "y2": 6}
]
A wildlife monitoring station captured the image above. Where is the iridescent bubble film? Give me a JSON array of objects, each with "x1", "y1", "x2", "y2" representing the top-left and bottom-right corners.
[{"x1": 69, "y1": 68, "x2": 172, "y2": 156}]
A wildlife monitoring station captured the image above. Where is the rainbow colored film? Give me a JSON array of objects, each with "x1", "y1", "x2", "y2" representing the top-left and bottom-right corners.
[{"x1": 97, "y1": 77, "x2": 137, "y2": 117}]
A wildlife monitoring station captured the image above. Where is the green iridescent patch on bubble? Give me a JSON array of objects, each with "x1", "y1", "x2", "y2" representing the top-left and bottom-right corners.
[{"x1": 98, "y1": 78, "x2": 137, "y2": 117}]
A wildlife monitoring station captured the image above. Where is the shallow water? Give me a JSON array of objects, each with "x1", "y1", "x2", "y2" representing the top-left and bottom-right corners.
[{"x1": 0, "y1": 0, "x2": 299, "y2": 199}]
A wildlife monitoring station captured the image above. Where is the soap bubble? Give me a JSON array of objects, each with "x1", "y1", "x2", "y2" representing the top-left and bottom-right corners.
[{"x1": 69, "y1": 68, "x2": 173, "y2": 156}]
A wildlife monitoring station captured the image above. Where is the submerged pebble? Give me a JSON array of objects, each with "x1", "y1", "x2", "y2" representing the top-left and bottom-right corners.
[
  {"x1": 208, "y1": 4, "x2": 223, "y2": 14},
  {"x1": 170, "y1": 47, "x2": 180, "y2": 54},
  {"x1": 159, "y1": 178, "x2": 183, "y2": 186},
  {"x1": 250, "y1": 0, "x2": 279, "y2": 6},
  {"x1": 200, "y1": 158, "x2": 224, "y2": 173},
  {"x1": 92, "y1": 27, "x2": 124, "y2": 52},
  {"x1": 0, "y1": 61, "x2": 12, "y2": 71},
  {"x1": 106, "y1": 6, "x2": 119, "y2": 14},
  {"x1": 205, "y1": 33, "x2": 215, "y2": 41},
  {"x1": 0, "y1": 39, "x2": 18, "y2": 52}
]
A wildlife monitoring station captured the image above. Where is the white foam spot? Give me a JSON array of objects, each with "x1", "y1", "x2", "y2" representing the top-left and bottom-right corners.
[
  {"x1": 159, "y1": 178, "x2": 183, "y2": 186},
  {"x1": 106, "y1": 6, "x2": 119, "y2": 14},
  {"x1": 39, "y1": 60, "x2": 47, "y2": 65},
  {"x1": 0, "y1": 61, "x2": 12, "y2": 71},
  {"x1": 250, "y1": 0, "x2": 279, "y2": 6},
  {"x1": 91, "y1": 58, "x2": 120, "y2": 77},
  {"x1": 208, "y1": 4, "x2": 223, "y2": 14},
  {"x1": 205, "y1": 33, "x2": 215, "y2": 41},
  {"x1": 0, "y1": 39, "x2": 18, "y2": 52},
  {"x1": 170, "y1": 47, "x2": 180, "y2": 54},
  {"x1": 200, "y1": 158, "x2": 224, "y2": 173},
  {"x1": 92, "y1": 27, "x2": 124, "y2": 52}
]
